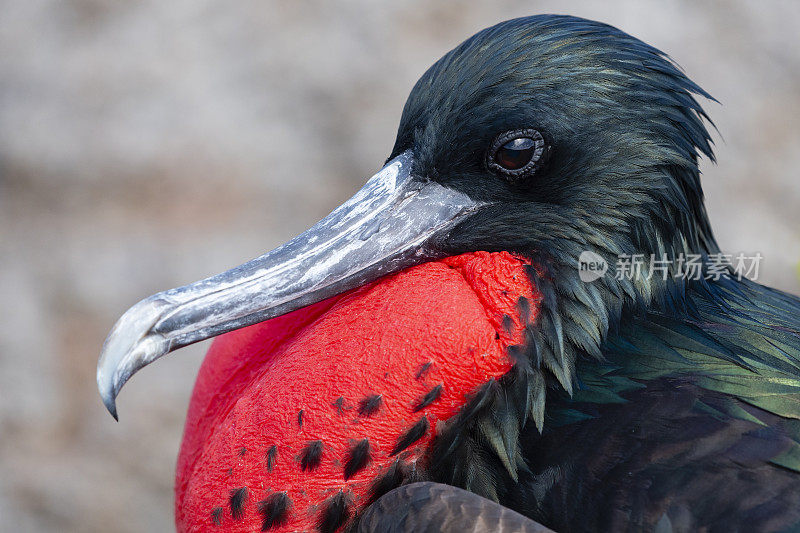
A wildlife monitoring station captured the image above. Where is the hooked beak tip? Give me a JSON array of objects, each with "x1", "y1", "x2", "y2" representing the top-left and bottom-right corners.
[
  {"x1": 102, "y1": 392, "x2": 119, "y2": 421},
  {"x1": 96, "y1": 296, "x2": 173, "y2": 420},
  {"x1": 97, "y1": 354, "x2": 122, "y2": 420}
]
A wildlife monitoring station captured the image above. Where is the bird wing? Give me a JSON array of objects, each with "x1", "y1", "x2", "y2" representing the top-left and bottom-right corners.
[{"x1": 356, "y1": 482, "x2": 554, "y2": 533}]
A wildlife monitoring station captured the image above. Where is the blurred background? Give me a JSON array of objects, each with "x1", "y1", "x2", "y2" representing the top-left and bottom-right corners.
[{"x1": 1, "y1": 0, "x2": 798, "y2": 531}]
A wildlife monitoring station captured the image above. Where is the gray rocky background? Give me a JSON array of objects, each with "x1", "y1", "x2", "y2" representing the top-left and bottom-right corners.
[{"x1": 1, "y1": 1, "x2": 798, "y2": 531}]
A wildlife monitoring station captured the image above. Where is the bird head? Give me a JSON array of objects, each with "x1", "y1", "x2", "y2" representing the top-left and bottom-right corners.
[
  {"x1": 96, "y1": 14, "x2": 717, "y2": 532},
  {"x1": 98, "y1": 15, "x2": 716, "y2": 416},
  {"x1": 387, "y1": 14, "x2": 719, "y2": 388},
  {"x1": 399, "y1": 16, "x2": 716, "y2": 262}
]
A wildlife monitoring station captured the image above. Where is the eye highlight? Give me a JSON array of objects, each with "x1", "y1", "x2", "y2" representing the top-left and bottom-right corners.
[{"x1": 487, "y1": 129, "x2": 547, "y2": 181}]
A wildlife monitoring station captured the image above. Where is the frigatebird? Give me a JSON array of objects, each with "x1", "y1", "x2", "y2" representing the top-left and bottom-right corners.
[{"x1": 97, "y1": 14, "x2": 800, "y2": 532}]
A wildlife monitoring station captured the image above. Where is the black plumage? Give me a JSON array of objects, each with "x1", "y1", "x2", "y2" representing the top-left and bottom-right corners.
[
  {"x1": 415, "y1": 361, "x2": 433, "y2": 380},
  {"x1": 258, "y1": 492, "x2": 291, "y2": 531},
  {"x1": 365, "y1": 460, "x2": 413, "y2": 507},
  {"x1": 319, "y1": 490, "x2": 351, "y2": 533},
  {"x1": 357, "y1": 394, "x2": 383, "y2": 417},
  {"x1": 413, "y1": 384, "x2": 443, "y2": 412},
  {"x1": 343, "y1": 438, "x2": 372, "y2": 480},
  {"x1": 210, "y1": 506, "x2": 223, "y2": 526},
  {"x1": 333, "y1": 396, "x2": 346, "y2": 415},
  {"x1": 265, "y1": 445, "x2": 277, "y2": 472},
  {"x1": 391, "y1": 416, "x2": 430, "y2": 456},
  {"x1": 299, "y1": 440, "x2": 323, "y2": 472},
  {"x1": 228, "y1": 487, "x2": 248, "y2": 520}
]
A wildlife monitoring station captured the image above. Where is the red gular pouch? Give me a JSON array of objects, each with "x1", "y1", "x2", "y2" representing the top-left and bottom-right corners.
[{"x1": 175, "y1": 251, "x2": 542, "y2": 532}]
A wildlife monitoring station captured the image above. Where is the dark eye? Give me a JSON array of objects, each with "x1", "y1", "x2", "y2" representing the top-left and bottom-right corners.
[{"x1": 487, "y1": 129, "x2": 547, "y2": 181}]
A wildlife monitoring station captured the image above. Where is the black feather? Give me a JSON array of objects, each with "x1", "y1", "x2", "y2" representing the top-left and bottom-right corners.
[
  {"x1": 431, "y1": 380, "x2": 497, "y2": 464},
  {"x1": 299, "y1": 440, "x2": 323, "y2": 471},
  {"x1": 229, "y1": 487, "x2": 248, "y2": 520},
  {"x1": 357, "y1": 394, "x2": 382, "y2": 417},
  {"x1": 364, "y1": 459, "x2": 428, "y2": 510},
  {"x1": 318, "y1": 490, "x2": 351, "y2": 533},
  {"x1": 366, "y1": 461, "x2": 409, "y2": 506},
  {"x1": 416, "y1": 361, "x2": 433, "y2": 380},
  {"x1": 502, "y1": 314, "x2": 515, "y2": 335},
  {"x1": 343, "y1": 438, "x2": 371, "y2": 480},
  {"x1": 265, "y1": 445, "x2": 277, "y2": 471},
  {"x1": 297, "y1": 409, "x2": 304, "y2": 428},
  {"x1": 517, "y1": 296, "x2": 532, "y2": 322},
  {"x1": 391, "y1": 416, "x2": 429, "y2": 456},
  {"x1": 332, "y1": 396, "x2": 345, "y2": 415},
  {"x1": 211, "y1": 506, "x2": 223, "y2": 526},
  {"x1": 413, "y1": 384, "x2": 443, "y2": 412},
  {"x1": 258, "y1": 492, "x2": 291, "y2": 531}
]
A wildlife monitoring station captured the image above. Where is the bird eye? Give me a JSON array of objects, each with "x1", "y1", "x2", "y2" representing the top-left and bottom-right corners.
[{"x1": 487, "y1": 129, "x2": 547, "y2": 180}]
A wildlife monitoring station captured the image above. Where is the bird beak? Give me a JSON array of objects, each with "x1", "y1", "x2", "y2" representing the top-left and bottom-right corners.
[{"x1": 97, "y1": 151, "x2": 484, "y2": 419}]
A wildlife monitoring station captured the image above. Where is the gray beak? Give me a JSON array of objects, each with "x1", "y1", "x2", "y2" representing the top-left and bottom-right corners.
[{"x1": 97, "y1": 151, "x2": 483, "y2": 419}]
